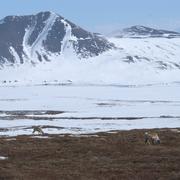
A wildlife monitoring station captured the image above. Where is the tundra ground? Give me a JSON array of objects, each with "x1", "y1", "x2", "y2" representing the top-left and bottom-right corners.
[{"x1": 0, "y1": 129, "x2": 180, "y2": 180}]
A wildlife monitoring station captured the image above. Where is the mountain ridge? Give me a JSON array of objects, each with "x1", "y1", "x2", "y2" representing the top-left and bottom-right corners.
[{"x1": 109, "y1": 25, "x2": 180, "y2": 38}]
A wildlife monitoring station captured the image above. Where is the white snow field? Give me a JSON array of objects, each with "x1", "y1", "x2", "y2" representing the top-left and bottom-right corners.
[{"x1": 0, "y1": 84, "x2": 180, "y2": 136}]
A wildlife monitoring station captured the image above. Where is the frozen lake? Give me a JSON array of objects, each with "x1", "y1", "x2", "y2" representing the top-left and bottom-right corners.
[{"x1": 0, "y1": 83, "x2": 180, "y2": 136}]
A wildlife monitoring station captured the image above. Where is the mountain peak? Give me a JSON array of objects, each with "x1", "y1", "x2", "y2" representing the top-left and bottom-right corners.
[
  {"x1": 35, "y1": 11, "x2": 61, "y2": 18},
  {"x1": 110, "y1": 25, "x2": 180, "y2": 38},
  {"x1": 128, "y1": 25, "x2": 149, "y2": 30},
  {"x1": 0, "y1": 11, "x2": 114, "y2": 66}
]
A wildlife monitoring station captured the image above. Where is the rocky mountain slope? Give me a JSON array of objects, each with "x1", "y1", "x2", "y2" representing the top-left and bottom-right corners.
[{"x1": 0, "y1": 11, "x2": 114, "y2": 66}]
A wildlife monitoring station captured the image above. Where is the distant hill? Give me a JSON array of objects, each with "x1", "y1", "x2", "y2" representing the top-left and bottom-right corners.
[{"x1": 109, "y1": 25, "x2": 180, "y2": 38}]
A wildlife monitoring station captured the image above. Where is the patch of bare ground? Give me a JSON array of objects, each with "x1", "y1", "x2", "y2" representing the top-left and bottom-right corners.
[{"x1": 0, "y1": 129, "x2": 180, "y2": 180}]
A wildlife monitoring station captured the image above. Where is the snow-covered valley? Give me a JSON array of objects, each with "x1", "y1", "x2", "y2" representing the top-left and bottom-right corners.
[{"x1": 0, "y1": 84, "x2": 180, "y2": 136}]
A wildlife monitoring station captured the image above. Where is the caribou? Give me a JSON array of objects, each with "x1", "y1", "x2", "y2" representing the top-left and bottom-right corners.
[
  {"x1": 32, "y1": 126, "x2": 44, "y2": 135},
  {"x1": 144, "y1": 132, "x2": 160, "y2": 145}
]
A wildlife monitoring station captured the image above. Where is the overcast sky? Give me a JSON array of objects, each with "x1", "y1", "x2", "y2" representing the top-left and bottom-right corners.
[{"x1": 1, "y1": 0, "x2": 180, "y2": 34}]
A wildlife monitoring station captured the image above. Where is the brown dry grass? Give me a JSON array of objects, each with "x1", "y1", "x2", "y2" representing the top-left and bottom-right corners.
[{"x1": 0, "y1": 129, "x2": 180, "y2": 180}]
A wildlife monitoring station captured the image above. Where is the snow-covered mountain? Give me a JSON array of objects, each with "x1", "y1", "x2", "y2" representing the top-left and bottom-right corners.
[
  {"x1": 0, "y1": 13, "x2": 180, "y2": 85},
  {"x1": 109, "y1": 36, "x2": 180, "y2": 69},
  {"x1": 110, "y1": 25, "x2": 180, "y2": 38},
  {"x1": 0, "y1": 11, "x2": 114, "y2": 66}
]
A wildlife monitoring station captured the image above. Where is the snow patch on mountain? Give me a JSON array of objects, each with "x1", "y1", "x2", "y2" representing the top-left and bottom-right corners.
[
  {"x1": 9, "y1": 47, "x2": 21, "y2": 65},
  {"x1": 60, "y1": 19, "x2": 77, "y2": 57},
  {"x1": 30, "y1": 12, "x2": 58, "y2": 58},
  {"x1": 22, "y1": 12, "x2": 58, "y2": 63}
]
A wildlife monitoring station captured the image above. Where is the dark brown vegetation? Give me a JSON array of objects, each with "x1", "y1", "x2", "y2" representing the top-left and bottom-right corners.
[{"x1": 0, "y1": 129, "x2": 180, "y2": 180}]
